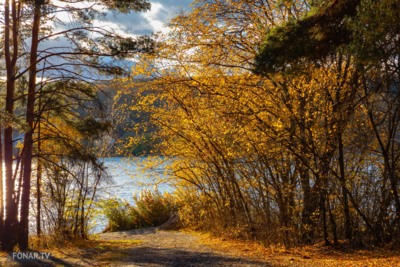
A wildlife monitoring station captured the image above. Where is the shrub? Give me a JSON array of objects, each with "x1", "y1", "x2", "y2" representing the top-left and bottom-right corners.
[
  {"x1": 100, "y1": 188, "x2": 176, "y2": 232},
  {"x1": 134, "y1": 189, "x2": 176, "y2": 226},
  {"x1": 99, "y1": 198, "x2": 138, "y2": 232}
]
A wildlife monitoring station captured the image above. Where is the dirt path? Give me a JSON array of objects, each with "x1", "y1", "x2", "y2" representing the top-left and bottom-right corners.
[
  {"x1": 1, "y1": 228, "x2": 270, "y2": 266},
  {"x1": 98, "y1": 228, "x2": 269, "y2": 266},
  {"x1": 2, "y1": 229, "x2": 400, "y2": 266}
]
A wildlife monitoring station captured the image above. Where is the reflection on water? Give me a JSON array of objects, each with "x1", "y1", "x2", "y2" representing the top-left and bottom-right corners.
[{"x1": 97, "y1": 157, "x2": 170, "y2": 203}]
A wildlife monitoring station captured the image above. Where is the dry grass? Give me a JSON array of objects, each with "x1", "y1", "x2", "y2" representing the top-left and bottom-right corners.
[
  {"x1": 189, "y1": 230, "x2": 400, "y2": 267},
  {"x1": 0, "y1": 235, "x2": 143, "y2": 267},
  {"x1": 48, "y1": 238, "x2": 143, "y2": 265}
]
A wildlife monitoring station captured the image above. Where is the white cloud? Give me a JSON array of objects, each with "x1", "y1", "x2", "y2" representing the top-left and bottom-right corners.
[
  {"x1": 141, "y1": 2, "x2": 167, "y2": 33},
  {"x1": 49, "y1": 1, "x2": 192, "y2": 37},
  {"x1": 92, "y1": 19, "x2": 139, "y2": 38}
]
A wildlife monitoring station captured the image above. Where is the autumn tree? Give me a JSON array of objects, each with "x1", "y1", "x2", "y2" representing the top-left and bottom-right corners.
[
  {"x1": 122, "y1": 0, "x2": 400, "y2": 249},
  {"x1": 255, "y1": 0, "x2": 400, "y2": 246},
  {"x1": 0, "y1": 0, "x2": 152, "y2": 251},
  {"x1": 124, "y1": 0, "x2": 323, "y2": 246}
]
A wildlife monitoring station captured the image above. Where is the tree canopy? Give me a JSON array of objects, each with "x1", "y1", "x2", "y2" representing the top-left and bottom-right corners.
[
  {"x1": 0, "y1": 0, "x2": 151, "y2": 251},
  {"x1": 254, "y1": 0, "x2": 361, "y2": 74},
  {"x1": 123, "y1": 0, "x2": 400, "y2": 248}
]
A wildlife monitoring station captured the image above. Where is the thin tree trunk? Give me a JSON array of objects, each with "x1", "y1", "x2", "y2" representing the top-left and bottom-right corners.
[
  {"x1": 299, "y1": 163, "x2": 318, "y2": 244},
  {"x1": 338, "y1": 132, "x2": 352, "y2": 241},
  {"x1": 320, "y1": 188, "x2": 330, "y2": 246},
  {"x1": 327, "y1": 194, "x2": 338, "y2": 246},
  {"x1": 2, "y1": 0, "x2": 19, "y2": 251},
  {"x1": 19, "y1": 0, "x2": 42, "y2": 250},
  {"x1": 36, "y1": 119, "x2": 42, "y2": 237},
  {"x1": 320, "y1": 157, "x2": 331, "y2": 246},
  {"x1": 0, "y1": 129, "x2": 4, "y2": 240}
]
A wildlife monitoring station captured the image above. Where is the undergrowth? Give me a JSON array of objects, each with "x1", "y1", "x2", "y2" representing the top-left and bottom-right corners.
[{"x1": 99, "y1": 188, "x2": 176, "y2": 232}]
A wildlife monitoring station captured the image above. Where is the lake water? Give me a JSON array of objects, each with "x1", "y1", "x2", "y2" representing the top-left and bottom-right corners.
[
  {"x1": 91, "y1": 157, "x2": 172, "y2": 233},
  {"x1": 26, "y1": 157, "x2": 171, "y2": 234}
]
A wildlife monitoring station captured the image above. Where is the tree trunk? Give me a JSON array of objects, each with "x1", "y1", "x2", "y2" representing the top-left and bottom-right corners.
[
  {"x1": 2, "y1": 0, "x2": 19, "y2": 251},
  {"x1": 320, "y1": 188, "x2": 330, "y2": 246},
  {"x1": 36, "y1": 87, "x2": 42, "y2": 237},
  {"x1": 19, "y1": 0, "x2": 42, "y2": 250},
  {"x1": 327, "y1": 194, "x2": 338, "y2": 245},
  {"x1": 0, "y1": 129, "x2": 4, "y2": 241},
  {"x1": 300, "y1": 164, "x2": 318, "y2": 244},
  {"x1": 320, "y1": 155, "x2": 332, "y2": 246},
  {"x1": 338, "y1": 132, "x2": 352, "y2": 242},
  {"x1": 36, "y1": 125, "x2": 42, "y2": 237}
]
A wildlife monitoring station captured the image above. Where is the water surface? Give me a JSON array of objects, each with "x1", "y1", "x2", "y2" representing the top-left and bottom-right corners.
[{"x1": 92, "y1": 157, "x2": 171, "y2": 232}]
